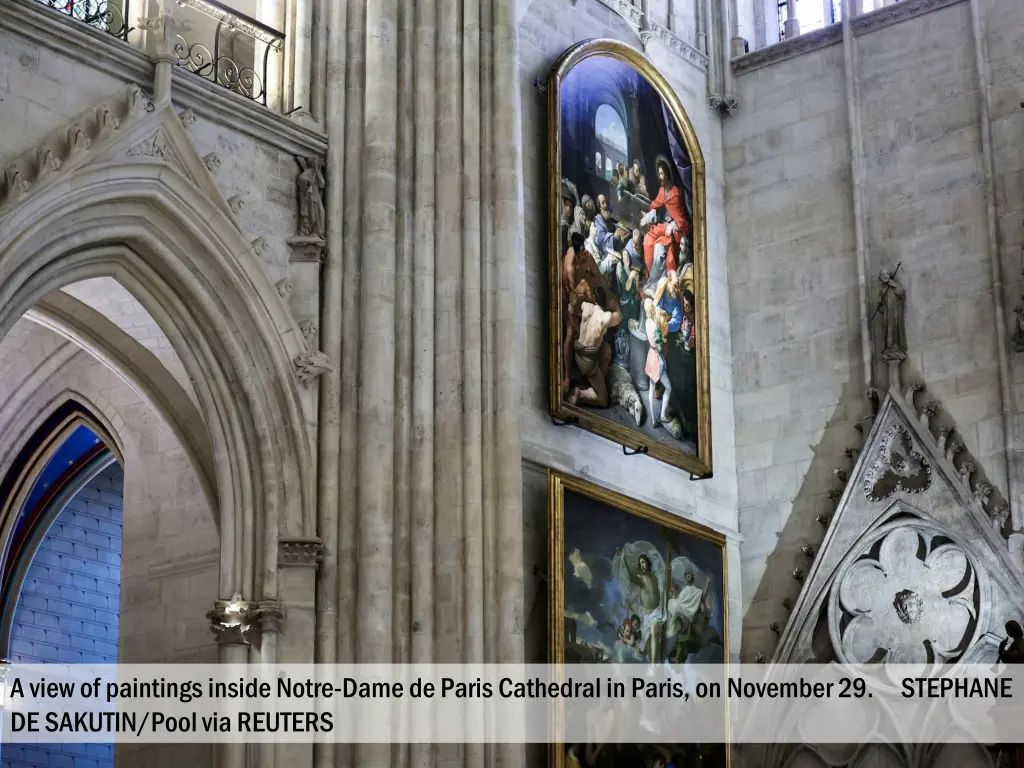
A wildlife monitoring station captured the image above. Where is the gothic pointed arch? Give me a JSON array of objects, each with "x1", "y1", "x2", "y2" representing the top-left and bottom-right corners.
[
  {"x1": 0, "y1": 400, "x2": 120, "y2": 656},
  {"x1": 0, "y1": 88, "x2": 315, "y2": 609}
]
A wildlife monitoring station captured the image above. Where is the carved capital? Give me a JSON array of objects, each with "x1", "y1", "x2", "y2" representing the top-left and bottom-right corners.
[
  {"x1": 207, "y1": 594, "x2": 283, "y2": 647},
  {"x1": 278, "y1": 537, "x2": 325, "y2": 567},
  {"x1": 257, "y1": 600, "x2": 284, "y2": 635},
  {"x1": 294, "y1": 351, "x2": 333, "y2": 387},
  {"x1": 207, "y1": 593, "x2": 260, "y2": 647}
]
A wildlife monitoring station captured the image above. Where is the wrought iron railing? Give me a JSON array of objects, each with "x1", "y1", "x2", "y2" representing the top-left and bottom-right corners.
[
  {"x1": 30, "y1": 0, "x2": 285, "y2": 109},
  {"x1": 35, "y1": 0, "x2": 132, "y2": 41},
  {"x1": 172, "y1": 0, "x2": 285, "y2": 107}
]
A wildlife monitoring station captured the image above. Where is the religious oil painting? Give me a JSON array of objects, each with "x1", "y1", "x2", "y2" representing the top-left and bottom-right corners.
[
  {"x1": 548, "y1": 40, "x2": 712, "y2": 477},
  {"x1": 548, "y1": 471, "x2": 728, "y2": 768}
]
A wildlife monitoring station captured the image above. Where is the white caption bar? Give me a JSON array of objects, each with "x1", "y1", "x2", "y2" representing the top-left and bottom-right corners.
[{"x1": 1, "y1": 663, "x2": 1022, "y2": 744}]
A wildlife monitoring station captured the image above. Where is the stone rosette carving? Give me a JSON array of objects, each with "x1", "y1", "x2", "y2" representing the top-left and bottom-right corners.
[
  {"x1": 863, "y1": 424, "x2": 931, "y2": 502},
  {"x1": 293, "y1": 351, "x2": 333, "y2": 387},
  {"x1": 278, "y1": 537, "x2": 324, "y2": 567},
  {"x1": 830, "y1": 524, "x2": 977, "y2": 669}
]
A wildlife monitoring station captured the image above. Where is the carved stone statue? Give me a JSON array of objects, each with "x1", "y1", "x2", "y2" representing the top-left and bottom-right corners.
[
  {"x1": 878, "y1": 268, "x2": 907, "y2": 364},
  {"x1": 296, "y1": 156, "x2": 326, "y2": 239}
]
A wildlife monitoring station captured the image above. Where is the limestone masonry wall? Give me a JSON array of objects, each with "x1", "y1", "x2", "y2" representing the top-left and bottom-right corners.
[
  {"x1": 517, "y1": 0, "x2": 741, "y2": 666},
  {"x1": 725, "y1": 0, "x2": 1024, "y2": 661}
]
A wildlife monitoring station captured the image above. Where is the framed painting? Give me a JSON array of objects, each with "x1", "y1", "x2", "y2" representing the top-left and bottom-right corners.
[
  {"x1": 548, "y1": 470, "x2": 729, "y2": 767},
  {"x1": 548, "y1": 40, "x2": 712, "y2": 477}
]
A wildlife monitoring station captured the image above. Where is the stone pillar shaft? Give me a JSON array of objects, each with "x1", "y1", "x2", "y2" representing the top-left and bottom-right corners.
[{"x1": 321, "y1": 0, "x2": 525, "y2": 765}]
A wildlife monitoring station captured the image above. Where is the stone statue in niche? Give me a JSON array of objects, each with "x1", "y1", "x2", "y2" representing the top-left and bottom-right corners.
[
  {"x1": 296, "y1": 156, "x2": 326, "y2": 239},
  {"x1": 878, "y1": 267, "x2": 907, "y2": 365}
]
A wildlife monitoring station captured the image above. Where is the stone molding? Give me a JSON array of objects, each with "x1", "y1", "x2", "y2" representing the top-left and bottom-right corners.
[
  {"x1": 640, "y1": 21, "x2": 709, "y2": 72},
  {"x1": 2, "y1": 0, "x2": 327, "y2": 158},
  {"x1": 595, "y1": 0, "x2": 708, "y2": 72},
  {"x1": 731, "y1": 0, "x2": 966, "y2": 75},
  {"x1": 731, "y1": 24, "x2": 843, "y2": 75},
  {"x1": 852, "y1": 0, "x2": 965, "y2": 36},
  {"x1": 278, "y1": 537, "x2": 324, "y2": 567}
]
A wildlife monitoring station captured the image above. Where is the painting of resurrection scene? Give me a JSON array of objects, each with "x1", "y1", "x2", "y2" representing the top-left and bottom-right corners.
[
  {"x1": 548, "y1": 471, "x2": 728, "y2": 768},
  {"x1": 549, "y1": 41, "x2": 711, "y2": 476}
]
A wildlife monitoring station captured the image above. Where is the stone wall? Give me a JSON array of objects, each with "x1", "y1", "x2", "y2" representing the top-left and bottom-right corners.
[
  {"x1": 0, "y1": 22, "x2": 302, "y2": 287},
  {"x1": 725, "y1": 0, "x2": 1024, "y2": 661},
  {"x1": 517, "y1": 0, "x2": 741, "y2": 663}
]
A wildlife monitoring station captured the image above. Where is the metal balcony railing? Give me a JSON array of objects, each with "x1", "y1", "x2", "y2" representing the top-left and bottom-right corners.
[
  {"x1": 172, "y1": 0, "x2": 285, "y2": 107},
  {"x1": 34, "y1": 0, "x2": 133, "y2": 40},
  {"x1": 29, "y1": 0, "x2": 285, "y2": 109}
]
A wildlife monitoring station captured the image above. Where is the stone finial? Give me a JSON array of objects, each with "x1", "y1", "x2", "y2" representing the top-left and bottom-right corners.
[
  {"x1": 800, "y1": 544, "x2": 815, "y2": 558},
  {"x1": 755, "y1": 652, "x2": 767, "y2": 663},
  {"x1": 179, "y1": 108, "x2": 197, "y2": 128},
  {"x1": 126, "y1": 84, "x2": 151, "y2": 119},
  {"x1": 4, "y1": 167, "x2": 29, "y2": 201},
  {"x1": 275, "y1": 278, "x2": 293, "y2": 300},
  {"x1": 94, "y1": 107, "x2": 119, "y2": 139},
  {"x1": 204, "y1": 152, "x2": 222, "y2": 171},
  {"x1": 844, "y1": 448, "x2": 859, "y2": 459},
  {"x1": 833, "y1": 468, "x2": 848, "y2": 483},
  {"x1": 66, "y1": 125, "x2": 91, "y2": 158},
  {"x1": 937, "y1": 427, "x2": 952, "y2": 453},
  {"x1": 920, "y1": 401, "x2": 940, "y2": 430},
  {"x1": 293, "y1": 351, "x2": 333, "y2": 387},
  {"x1": 781, "y1": 598, "x2": 792, "y2": 611},
  {"x1": 957, "y1": 461, "x2": 976, "y2": 486},
  {"x1": 278, "y1": 537, "x2": 324, "y2": 567},
  {"x1": 36, "y1": 147, "x2": 61, "y2": 180},
  {"x1": 815, "y1": 514, "x2": 830, "y2": 527},
  {"x1": 904, "y1": 381, "x2": 923, "y2": 406},
  {"x1": 228, "y1": 194, "x2": 247, "y2": 215},
  {"x1": 792, "y1": 567, "x2": 805, "y2": 582},
  {"x1": 826, "y1": 489, "x2": 842, "y2": 502},
  {"x1": 769, "y1": 622, "x2": 780, "y2": 635}
]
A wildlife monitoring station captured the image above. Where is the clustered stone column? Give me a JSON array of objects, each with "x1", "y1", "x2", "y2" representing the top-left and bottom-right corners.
[{"x1": 317, "y1": 1, "x2": 526, "y2": 766}]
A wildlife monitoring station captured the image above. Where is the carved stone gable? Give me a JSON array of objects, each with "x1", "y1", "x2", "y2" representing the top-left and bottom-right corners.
[{"x1": 774, "y1": 389, "x2": 1024, "y2": 669}]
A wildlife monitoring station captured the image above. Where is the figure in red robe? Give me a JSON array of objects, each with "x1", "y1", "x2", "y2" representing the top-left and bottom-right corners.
[{"x1": 642, "y1": 159, "x2": 689, "y2": 279}]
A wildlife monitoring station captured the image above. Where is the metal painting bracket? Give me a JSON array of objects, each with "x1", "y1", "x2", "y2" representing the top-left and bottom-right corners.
[
  {"x1": 690, "y1": 471, "x2": 713, "y2": 481},
  {"x1": 623, "y1": 444, "x2": 648, "y2": 456},
  {"x1": 551, "y1": 415, "x2": 579, "y2": 427}
]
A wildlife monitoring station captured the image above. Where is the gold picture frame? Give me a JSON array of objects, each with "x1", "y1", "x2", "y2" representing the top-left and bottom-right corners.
[
  {"x1": 548, "y1": 40, "x2": 712, "y2": 477},
  {"x1": 548, "y1": 470, "x2": 730, "y2": 767}
]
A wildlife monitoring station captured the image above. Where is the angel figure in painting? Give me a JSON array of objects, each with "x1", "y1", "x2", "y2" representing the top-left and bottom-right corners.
[{"x1": 296, "y1": 156, "x2": 326, "y2": 238}]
